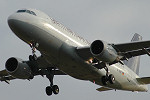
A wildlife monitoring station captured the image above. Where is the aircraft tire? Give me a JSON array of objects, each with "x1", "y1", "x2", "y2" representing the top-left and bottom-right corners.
[
  {"x1": 52, "y1": 85, "x2": 59, "y2": 95},
  {"x1": 108, "y1": 74, "x2": 115, "y2": 84},
  {"x1": 29, "y1": 54, "x2": 37, "y2": 61},
  {"x1": 32, "y1": 54, "x2": 37, "y2": 60},
  {"x1": 29, "y1": 55, "x2": 33, "y2": 61},
  {"x1": 101, "y1": 76, "x2": 107, "y2": 85},
  {"x1": 46, "y1": 86, "x2": 52, "y2": 96}
]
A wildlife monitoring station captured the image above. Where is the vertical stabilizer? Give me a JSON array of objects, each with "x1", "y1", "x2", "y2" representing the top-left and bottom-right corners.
[{"x1": 124, "y1": 33, "x2": 142, "y2": 75}]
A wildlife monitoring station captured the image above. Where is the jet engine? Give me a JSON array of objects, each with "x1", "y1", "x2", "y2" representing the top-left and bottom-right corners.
[
  {"x1": 90, "y1": 40, "x2": 121, "y2": 63},
  {"x1": 5, "y1": 57, "x2": 33, "y2": 79}
]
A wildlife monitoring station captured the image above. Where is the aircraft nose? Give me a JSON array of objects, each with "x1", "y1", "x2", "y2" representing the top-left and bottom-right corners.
[
  {"x1": 7, "y1": 13, "x2": 24, "y2": 27},
  {"x1": 8, "y1": 17, "x2": 14, "y2": 29},
  {"x1": 7, "y1": 13, "x2": 34, "y2": 43},
  {"x1": 8, "y1": 14, "x2": 17, "y2": 29},
  {"x1": 7, "y1": 13, "x2": 26, "y2": 33},
  {"x1": 7, "y1": 13, "x2": 27, "y2": 38}
]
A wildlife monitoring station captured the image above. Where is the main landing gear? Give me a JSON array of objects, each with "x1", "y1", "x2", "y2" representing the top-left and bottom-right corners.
[
  {"x1": 101, "y1": 65, "x2": 115, "y2": 85},
  {"x1": 88, "y1": 58, "x2": 115, "y2": 85},
  {"x1": 29, "y1": 42, "x2": 39, "y2": 61},
  {"x1": 45, "y1": 69, "x2": 59, "y2": 96}
]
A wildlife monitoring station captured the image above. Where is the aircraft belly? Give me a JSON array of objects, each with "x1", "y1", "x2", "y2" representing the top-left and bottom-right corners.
[
  {"x1": 11, "y1": 19, "x2": 101, "y2": 80},
  {"x1": 20, "y1": 20, "x2": 102, "y2": 80},
  {"x1": 57, "y1": 43, "x2": 103, "y2": 80},
  {"x1": 95, "y1": 64, "x2": 146, "y2": 92}
]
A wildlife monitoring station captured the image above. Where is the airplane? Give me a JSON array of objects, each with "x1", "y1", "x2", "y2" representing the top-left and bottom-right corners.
[{"x1": 0, "y1": 8, "x2": 150, "y2": 96}]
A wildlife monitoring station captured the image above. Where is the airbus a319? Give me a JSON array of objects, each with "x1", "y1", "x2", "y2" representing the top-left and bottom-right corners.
[{"x1": 1, "y1": 8, "x2": 150, "y2": 96}]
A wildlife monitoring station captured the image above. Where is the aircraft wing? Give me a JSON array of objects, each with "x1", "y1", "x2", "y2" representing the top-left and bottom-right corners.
[
  {"x1": 77, "y1": 40, "x2": 150, "y2": 62},
  {"x1": 0, "y1": 70, "x2": 15, "y2": 84},
  {"x1": 0, "y1": 70, "x2": 9, "y2": 76},
  {"x1": 0, "y1": 55, "x2": 66, "y2": 84},
  {"x1": 0, "y1": 69, "x2": 66, "y2": 84},
  {"x1": 114, "y1": 41, "x2": 150, "y2": 59},
  {"x1": 136, "y1": 77, "x2": 150, "y2": 84},
  {"x1": 114, "y1": 41, "x2": 150, "y2": 52}
]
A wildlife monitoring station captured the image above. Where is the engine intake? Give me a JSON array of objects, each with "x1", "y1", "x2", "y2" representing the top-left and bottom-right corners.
[
  {"x1": 6, "y1": 58, "x2": 18, "y2": 72},
  {"x1": 5, "y1": 57, "x2": 33, "y2": 79},
  {"x1": 90, "y1": 40, "x2": 120, "y2": 63},
  {"x1": 90, "y1": 40, "x2": 104, "y2": 55}
]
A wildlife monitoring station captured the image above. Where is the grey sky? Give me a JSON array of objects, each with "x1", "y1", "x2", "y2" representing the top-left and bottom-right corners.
[{"x1": 0, "y1": 0, "x2": 150, "y2": 100}]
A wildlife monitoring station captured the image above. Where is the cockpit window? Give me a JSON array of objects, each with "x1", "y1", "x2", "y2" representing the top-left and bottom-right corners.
[
  {"x1": 17, "y1": 9, "x2": 36, "y2": 16},
  {"x1": 26, "y1": 10, "x2": 31, "y2": 14},
  {"x1": 17, "y1": 10, "x2": 26, "y2": 13},
  {"x1": 30, "y1": 11, "x2": 36, "y2": 16}
]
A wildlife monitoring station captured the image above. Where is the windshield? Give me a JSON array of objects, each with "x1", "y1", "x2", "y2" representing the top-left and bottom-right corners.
[{"x1": 17, "y1": 9, "x2": 36, "y2": 16}]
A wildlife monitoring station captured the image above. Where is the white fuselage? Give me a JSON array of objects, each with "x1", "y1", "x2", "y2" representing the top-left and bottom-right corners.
[{"x1": 7, "y1": 9, "x2": 148, "y2": 92}]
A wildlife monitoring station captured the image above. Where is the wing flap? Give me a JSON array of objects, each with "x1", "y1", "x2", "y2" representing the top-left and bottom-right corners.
[
  {"x1": 136, "y1": 77, "x2": 150, "y2": 84},
  {"x1": 122, "y1": 48, "x2": 150, "y2": 59}
]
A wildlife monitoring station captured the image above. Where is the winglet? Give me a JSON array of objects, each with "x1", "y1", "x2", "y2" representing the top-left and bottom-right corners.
[{"x1": 96, "y1": 87, "x2": 113, "y2": 92}]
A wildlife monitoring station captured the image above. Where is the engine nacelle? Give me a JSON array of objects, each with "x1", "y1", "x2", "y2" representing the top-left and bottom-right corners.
[
  {"x1": 5, "y1": 57, "x2": 33, "y2": 79},
  {"x1": 90, "y1": 40, "x2": 120, "y2": 63}
]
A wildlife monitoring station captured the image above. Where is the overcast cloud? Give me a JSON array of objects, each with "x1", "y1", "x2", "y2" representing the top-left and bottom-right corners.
[{"x1": 0, "y1": 0, "x2": 150, "y2": 100}]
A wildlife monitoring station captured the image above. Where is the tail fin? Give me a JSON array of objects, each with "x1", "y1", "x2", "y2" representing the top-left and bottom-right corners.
[{"x1": 124, "y1": 33, "x2": 142, "y2": 75}]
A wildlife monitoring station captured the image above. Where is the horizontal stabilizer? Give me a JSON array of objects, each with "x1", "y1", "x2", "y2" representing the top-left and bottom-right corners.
[
  {"x1": 136, "y1": 77, "x2": 150, "y2": 84},
  {"x1": 96, "y1": 87, "x2": 113, "y2": 92}
]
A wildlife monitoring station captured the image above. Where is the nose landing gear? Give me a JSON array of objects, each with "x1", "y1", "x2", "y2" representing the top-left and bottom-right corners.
[
  {"x1": 29, "y1": 42, "x2": 39, "y2": 61},
  {"x1": 28, "y1": 42, "x2": 59, "y2": 96}
]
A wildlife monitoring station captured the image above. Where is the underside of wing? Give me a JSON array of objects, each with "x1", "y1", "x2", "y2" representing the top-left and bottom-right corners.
[
  {"x1": 76, "y1": 34, "x2": 150, "y2": 65},
  {"x1": 0, "y1": 70, "x2": 9, "y2": 76},
  {"x1": 0, "y1": 70, "x2": 16, "y2": 84},
  {"x1": 76, "y1": 46, "x2": 92, "y2": 61},
  {"x1": 0, "y1": 55, "x2": 66, "y2": 84},
  {"x1": 0, "y1": 69, "x2": 66, "y2": 83},
  {"x1": 114, "y1": 41, "x2": 150, "y2": 59},
  {"x1": 114, "y1": 41, "x2": 150, "y2": 52}
]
